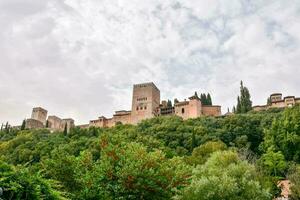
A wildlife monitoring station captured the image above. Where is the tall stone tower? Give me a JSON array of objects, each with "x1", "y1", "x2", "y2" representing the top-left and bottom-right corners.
[
  {"x1": 31, "y1": 107, "x2": 48, "y2": 125},
  {"x1": 131, "y1": 82, "x2": 160, "y2": 124}
]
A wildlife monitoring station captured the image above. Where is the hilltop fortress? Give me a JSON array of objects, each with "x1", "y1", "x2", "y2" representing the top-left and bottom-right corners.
[
  {"x1": 87, "y1": 82, "x2": 221, "y2": 128},
  {"x1": 22, "y1": 83, "x2": 300, "y2": 131},
  {"x1": 25, "y1": 107, "x2": 75, "y2": 132}
]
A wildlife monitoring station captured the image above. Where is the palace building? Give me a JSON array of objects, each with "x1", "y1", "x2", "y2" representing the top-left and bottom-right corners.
[
  {"x1": 253, "y1": 93, "x2": 300, "y2": 111},
  {"x1": 88, "y1": 82, "x2": 221, "y2": 128}
]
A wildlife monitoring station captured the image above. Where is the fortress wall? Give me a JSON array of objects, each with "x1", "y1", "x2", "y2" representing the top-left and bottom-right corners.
[{"x1": 202, "y1": 106, "x2": 221, "y2": 117}]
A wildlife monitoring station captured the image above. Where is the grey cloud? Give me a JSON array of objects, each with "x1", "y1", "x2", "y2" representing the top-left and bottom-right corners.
[{"x1": 0, "y1": 0, "x2": 299, "y2": 125}]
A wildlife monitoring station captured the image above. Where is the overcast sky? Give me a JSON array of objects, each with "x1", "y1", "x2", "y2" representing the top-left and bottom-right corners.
[{"x1": 0, "y1": 0, "x2": 300, "y2": 125}]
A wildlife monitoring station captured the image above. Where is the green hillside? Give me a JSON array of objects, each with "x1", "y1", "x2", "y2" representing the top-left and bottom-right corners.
[{"x1": 0, "y1": 107, "x2": 299, "y2": 200}]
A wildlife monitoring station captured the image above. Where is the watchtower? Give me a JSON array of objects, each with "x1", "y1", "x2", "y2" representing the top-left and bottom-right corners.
[
  {"x1": 131, "y1": 82, "x2": 160, "y2": 124},
  {"x1": 31, "y1": 107, "x2": 48, "y2": 125}
]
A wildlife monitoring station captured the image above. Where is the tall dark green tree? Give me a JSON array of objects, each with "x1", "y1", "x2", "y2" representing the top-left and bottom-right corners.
[
  {"x1": 21, "y1": 119, "x2": 26, "y2": 130},
  {"x1": 63, "y1": 123, "x2": 68, "y2": 136},
  {"x1": 236, "y1": 81, "x2": 252, "y2": 113},
  {"x1": 200, "y1": 93, "x2": 207, "y2": 105},
  {"x1": 46, "y1": 120, "x2": 49, "y2": 128},
  {"x1": 207, "y1": 93, "x2": 212, "y2": 105},
  {"x1": 4, "y1": 122, "x2": 9, "y2": 133},
  {"x1": 167, "y1": 100, "x2": 173, "y2": 108}
]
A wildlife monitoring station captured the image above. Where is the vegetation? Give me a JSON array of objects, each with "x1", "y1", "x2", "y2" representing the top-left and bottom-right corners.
[
  {"x1": 236, "y1": 81, "x2": 252, "y2": 114},
  {"x1": 0, "y1": 106, "x2": 299, "y2": 199}
]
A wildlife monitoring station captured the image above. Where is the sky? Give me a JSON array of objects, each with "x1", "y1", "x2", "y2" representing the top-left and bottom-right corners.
[{"x1": 0, "y1": 0, "x2": 300, "y2": 125}]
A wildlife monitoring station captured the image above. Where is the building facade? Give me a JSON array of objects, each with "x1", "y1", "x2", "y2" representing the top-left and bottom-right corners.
[
  {"x1": 89, "y1": 82, "x2": 221, "y2": 128},
  {"x1": 253, "y1": 93, "x2": 300, "y2": 111}
]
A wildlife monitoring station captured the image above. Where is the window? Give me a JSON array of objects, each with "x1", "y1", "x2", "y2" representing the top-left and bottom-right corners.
[
  {"x1": 140, "y1": 107, "x2": 143, "y2": 110},
  {"x1": 136, "y1": 107, "x2": 139, "y2": 111},
  {"x1": 144, "y1": 106, "x2": 147, "y2": 110},
  {"x1": 182, "y1": 108, "x2": 185, "y2": 114}
]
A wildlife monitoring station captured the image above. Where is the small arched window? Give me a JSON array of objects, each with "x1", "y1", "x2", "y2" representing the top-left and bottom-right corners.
[{"x1": 182, "y1": 108, "x2": 185, "y2": 114}]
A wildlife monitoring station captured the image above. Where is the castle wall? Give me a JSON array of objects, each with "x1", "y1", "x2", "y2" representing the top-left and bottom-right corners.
[
  {"x1": 61, "y1": 119, "x2": 75, "y2": 132},
  {"x1": 25, "y1": 119, "x2": 44, "y2": 129},
  {"x1": 113, "y1": 111, "x2": 131, "y2": 125},
  {"x1": 48, "y1": 116, "x2": 62, "y2": 130},
  {"x1": 271, "y1": 101, "x2": 285, "y2": 108},
  {"x1": 202, "y1": 106, "x2": 222, "y2": 117},
  {"x1": 253, "y1": 106, "x2": 268, "y2": 112}
]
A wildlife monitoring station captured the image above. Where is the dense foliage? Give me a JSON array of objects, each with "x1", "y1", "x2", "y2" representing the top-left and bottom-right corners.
[{"x1": 0, "y1": 106, "x2": 299, "y2": 199}]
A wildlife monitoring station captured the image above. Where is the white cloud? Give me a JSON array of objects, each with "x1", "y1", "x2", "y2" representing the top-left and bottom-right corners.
[{"x1": 0, "y1": 0, "x2": 300, "y2": 125}]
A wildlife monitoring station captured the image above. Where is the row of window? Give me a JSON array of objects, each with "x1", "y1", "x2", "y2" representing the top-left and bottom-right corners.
[
  {"x1": 137, "y1": 97, "x2": 148, "y2": 101},
  {"x1": 136, "y1": 106, "x2": 147, "y2": 111}
]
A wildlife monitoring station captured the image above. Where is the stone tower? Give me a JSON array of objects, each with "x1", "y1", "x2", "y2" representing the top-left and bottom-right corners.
[
  {"x1": 31, "y1": 107, "x2": 48, "y2": 125},
  {"x1": 131, "y1": 82, "x2": 160, "y2": 124}
]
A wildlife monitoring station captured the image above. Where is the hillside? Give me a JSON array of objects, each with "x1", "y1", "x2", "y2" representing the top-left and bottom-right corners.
[{"x1": 0, "y1": 107, "x2": 299, "y2": 200}]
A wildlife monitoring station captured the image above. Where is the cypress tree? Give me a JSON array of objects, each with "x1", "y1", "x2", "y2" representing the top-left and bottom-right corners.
[
  {"x1": 63, "y1": 123, "x2": 68, "y2": 136},
  {"x1": 46, "y1": 120, "x2": 49, "y2": 128},
  {"x1": 5, "y1": 122, "x2": 9, "y2": 133},
  {"x1": 207, "y1": 93, "x2": 212, "y2": 105},
  {"x1": 167, "y1": 100, "x2": 172, "y2": 108},
  {"x1": 236, "y1": 96, "x2": 241, "y2": 113},
  {"x1": 21, "y1": 119, "x2": 26, "y2": 130},
  {"x1": 0, "y1": 123, "x2": 3, "y2": 131},
  {"x1": 201, "y1": 93, "x2": 208, "y2": 105},
  {"x1": 191, "y1": 132, "x2": 196, "y2": 150},
  {"x1": 232, "y1": 106, "x2": 236, "y2": 113},
  {"x1": 236, "y1": 81, "x2": 252, "y2": 113}
]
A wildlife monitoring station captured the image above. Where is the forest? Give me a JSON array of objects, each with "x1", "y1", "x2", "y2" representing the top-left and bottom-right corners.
[{"x1": 0, "y1": 106, "x2": 299, "y2": 200}]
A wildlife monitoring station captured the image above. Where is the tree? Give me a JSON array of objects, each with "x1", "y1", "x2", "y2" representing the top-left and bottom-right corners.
[
  {"x1": 4, "y1": 122, "x2": 10, "y2": 133},
  {"x1": 236, "y1": 81, "x2": 252, "y2": 113},
  {"x1": 232, "y1": 106, "x2": 236, "y2": 113},
  {"x1": 174, "y1": 98, "x2": 179, "y2": 104},
  {"x1": 261, "y1": 106, "x2": 300, "y2": 162},
  {"x1": 63, "y1": 123, "x2": 68, "y2": 136},
  {"x1": 186, "y1": 141, "x2": 227, "y2": 166},
  {"x1": 207, "y1": 93, "x2": 212, "y2": 105},
  {"x1": 94, "y1": 141, "x2": 191, "y2": 199},
  {"x1": 191, "y1": 132, "x2": 196, "y2": 151},
  {"x1": 178, "y1": 151, "x2": 271, "y2": 200},
  {"x1": 288, "y1": 164, "x2": 300, "y2": 200},
  {"x1": 0, "y1": 160, "x2": 65, "y2": 200},
  {"x1": 21, "y1": 119, "x2": 26, "y2": 130},
  {"x1": 260, "y1": 147, "x2": 287, "y2": 177},
  {"x1": 46, "y1": 120, "x2": 49, "y2": 128},
  {"x1": 167, "y1": 99, "x2": 173, "y2": 107},
  {"x1": 200, "y1": 93, "x2": 207, "y2": 105}
]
